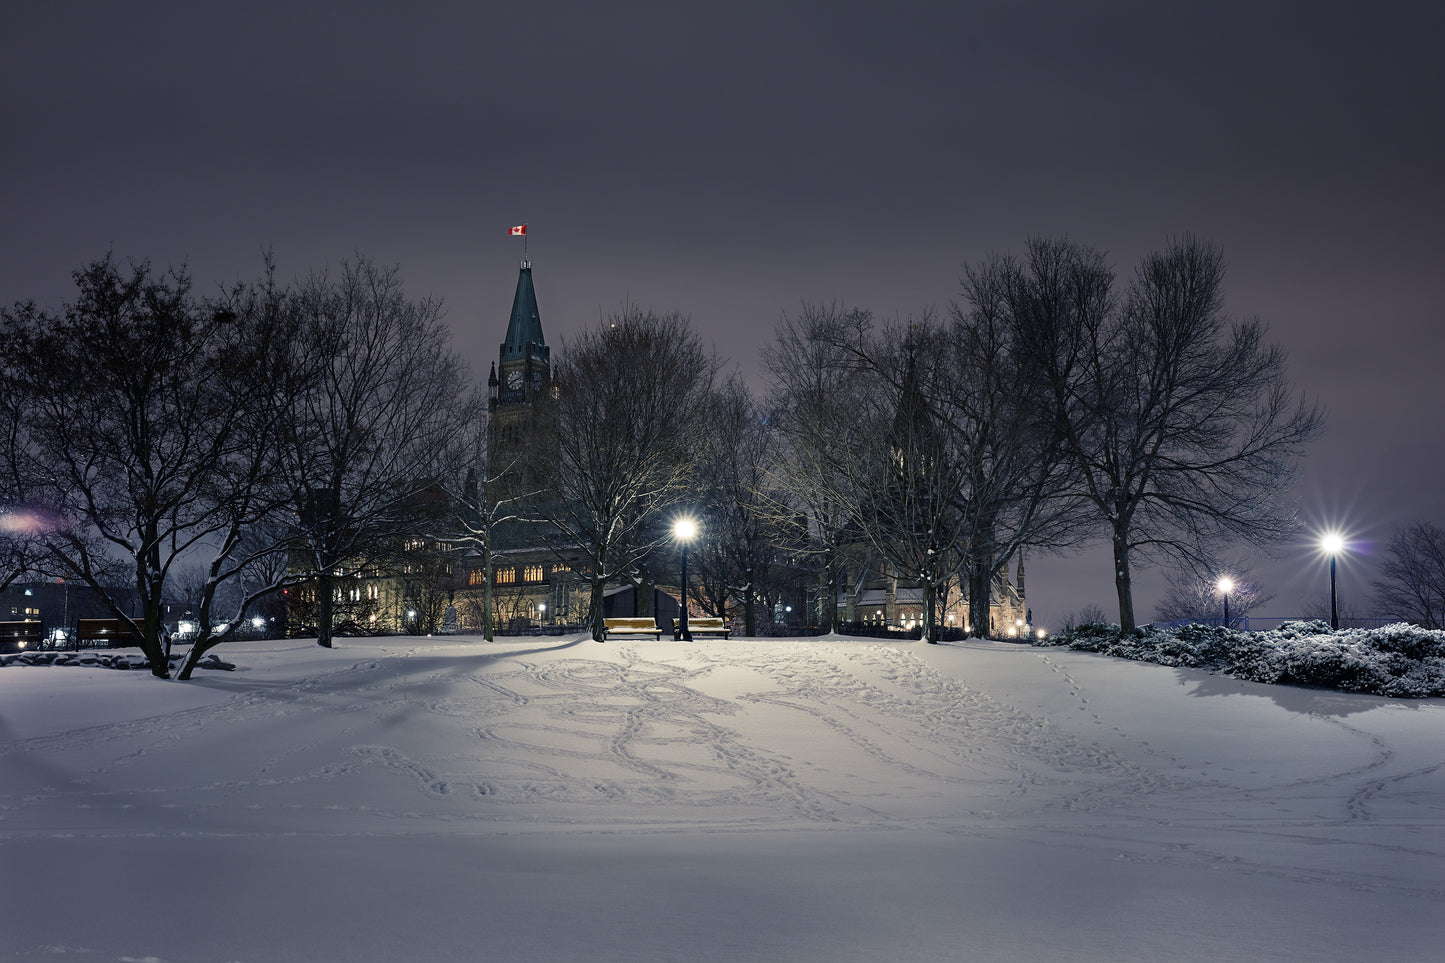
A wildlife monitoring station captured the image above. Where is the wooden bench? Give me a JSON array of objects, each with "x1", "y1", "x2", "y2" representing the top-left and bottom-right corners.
[
  {"x1": 682, "y1": 617, "x2": 731, "y2": 639},
  {"x1": 76, "y1": 618, "x2": 139, "y2": 648},
  {"x1": 603, "y1": 617, "x2": 662, "y2": 640}
]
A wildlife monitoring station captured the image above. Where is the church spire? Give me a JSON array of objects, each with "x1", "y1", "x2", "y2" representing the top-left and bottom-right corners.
[{"x1": 499, "y1": 258, "x2": 548, "y2": 364}]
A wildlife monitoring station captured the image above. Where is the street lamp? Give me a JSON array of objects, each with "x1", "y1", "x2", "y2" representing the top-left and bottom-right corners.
[
  {"x1": 537, "y1": 602, "x2": 546, "y2": 625},
  {"x1": 1321, "y1": 533, "x2": 1344, "y2": 631},
  {"x1": 673, "y1": 517, "x2": 698, "y2": 640},
  {"x1": 1217, "y1": 576, "x2": 1234, "y2": 629}
]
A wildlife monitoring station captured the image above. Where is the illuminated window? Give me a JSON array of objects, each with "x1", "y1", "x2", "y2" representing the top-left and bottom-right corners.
[
  {"x1": 524, "y1": 564, "x2": 544, "y2": 583},
  {"x1": 496, "y1": 567, "x2": 517, "y2": 584}
]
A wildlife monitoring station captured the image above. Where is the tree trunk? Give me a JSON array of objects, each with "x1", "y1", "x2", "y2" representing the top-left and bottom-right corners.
[
  {"x1": 137, "y1": 606, "x2": 169, "y2": 678},
  {"x1": 968, "y1": 557, "x2": 992, "y2": 638},
  {"x1": 819, "y1": 551, "x2": 836, "y2": 634},
  {"x1": 483, "y1": 550, "x2": 495, "y2": 642},
  {"x1": 178, "y1": 633, "x2": 218, "y2": 680},
  {"x1": 639, "y1": 563, "x2": 654, "y2": 617},
  {"x1": 922, "y1": 579, "x2": 938, "y2": 644},
  {"x1": 1112, "y1": 530, "x2": 1136, "y2": 633},
  {"x1": 317, "y1": 571, "x2": 334, "y2": 648},
  {"x1": 743, "y1": 567, "x2": 756, "y2": 637},
  {"x1": 589, "y1": 578, "x2": 607, "y2": 641}
]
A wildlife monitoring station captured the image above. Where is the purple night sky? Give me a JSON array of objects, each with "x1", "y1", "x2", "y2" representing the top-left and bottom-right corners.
[{"x1": 4, "y1": 1, "x2": 1443, "y2": 625}]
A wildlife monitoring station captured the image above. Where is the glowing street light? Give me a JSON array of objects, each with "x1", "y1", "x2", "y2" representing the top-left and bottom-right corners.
[
  {"x1": 1217, "y1": 576, "x2": 1234, "y2": 629},
  {"x1": 673, "y1": 517, "x2": 698, "y2": 640},
  {"x1": 1320, "y1": 533, "x2": 1345, "y2": 631}
]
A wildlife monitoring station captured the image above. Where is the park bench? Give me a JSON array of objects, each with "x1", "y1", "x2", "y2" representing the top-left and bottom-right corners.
[
  {"x1": 603, "y1": 617, "x2": 662, "y2": 640},
  {"x1": 76, "y1": 618, "x2": 139, "y2": 647},
  {"x1": 681, "y1": 617, "x2": 731, "y2": 639},
  {"x1": 0, "y1": 620, "x2": 43, "y2": 654}
]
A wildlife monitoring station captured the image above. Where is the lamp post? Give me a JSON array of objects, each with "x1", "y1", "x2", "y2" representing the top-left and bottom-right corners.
[
  {"x1": 1217, "y1": 576, "x2": 1234, "y2": 629},
  {"x1": 1321, "y1": 533, "x2": 1344, "y2": 630},
  {"x1": 673, "y1": 517, "x2": 697, "y2": 640}
]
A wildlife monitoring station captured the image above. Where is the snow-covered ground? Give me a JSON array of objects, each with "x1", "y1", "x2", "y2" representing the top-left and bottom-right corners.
[{"x1": 1, "y1": 634, "x2": 1441, "y2": 962}]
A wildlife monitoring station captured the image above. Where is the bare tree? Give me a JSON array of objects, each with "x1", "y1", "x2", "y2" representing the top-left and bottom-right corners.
[
  {"x1": 777, "y1": 300, "x2": 1082, "y2": 641},
  {"x1": 762, "y1": 302, "x2": 874, "y2": 635},
  {"x1": 0, "y1": 338, "x2": 40, "y2": 591},
  {"x1": 2, "y1": 255, "x2": 306, "y2": 678},
  {"x1": 948, "y1": 258, "x2": 1096, "y2": 635},
  {"x1": 1019, "y1": 235, "x2": 1323, "y2": 631},
  {"x1": 687, "y1": 376, "x2": 782, "y2": 635},
  {"x1": 838, "y1": 321, "x2": 972, "y2": 643},
  {"x1": 279, "y1": 258, "x2": 480, "y2": 648},
  {"x1": 1152, "y1": 558, "x2": 1273, "y2": 627},
  {"x1": 1060, "y1": 604, "x2": 1109, "y2": 631},
  {"x1": 1372, "y1": 522, "x2": 1445, "y2": 628},
  {"x1": 449, "y1": 429, "x2": 545, "y2": 641},
  {"x1": 536, "y1": 308, "x2": 718, "y2": 641}
]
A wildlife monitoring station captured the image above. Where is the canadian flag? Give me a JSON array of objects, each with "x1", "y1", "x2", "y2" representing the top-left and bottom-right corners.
[{"x1": 509, "y1": 225, "x2": 527, "y2": 236}]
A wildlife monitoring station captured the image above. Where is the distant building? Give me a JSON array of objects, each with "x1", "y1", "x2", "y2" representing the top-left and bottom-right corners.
[{"x1": 0, "y1": 579, "x2": 149, "y2": 646}]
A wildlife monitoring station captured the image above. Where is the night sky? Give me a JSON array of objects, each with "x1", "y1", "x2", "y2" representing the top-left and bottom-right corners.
[{"x1": 5, "y1": 2, "x2": 1443, "y2": 626}]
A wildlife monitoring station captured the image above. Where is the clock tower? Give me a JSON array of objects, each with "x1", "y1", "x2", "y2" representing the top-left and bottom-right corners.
[{"x1": 487, "y1": 257, "x2": 551, "y2": 477}]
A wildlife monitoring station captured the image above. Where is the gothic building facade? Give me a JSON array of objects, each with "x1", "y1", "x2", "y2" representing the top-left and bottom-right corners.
[{"x1": 315, "y1": 254, "x2": 1033, "y2": 637}]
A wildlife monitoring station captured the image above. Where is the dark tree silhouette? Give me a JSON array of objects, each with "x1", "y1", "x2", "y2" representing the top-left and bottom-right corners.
[
  {"x1": 1372, "y1": 522, "x2": 1445, "y2": 628},
  {"x1": 279, "y1": 258, "x2": 479, "y2": 649},
  {"x1": 1017, "y1": 235, "x2": 1323, "y2": 631},
  {"x1": 536, "y1": 308, "x2": 718, "y2": 641}
]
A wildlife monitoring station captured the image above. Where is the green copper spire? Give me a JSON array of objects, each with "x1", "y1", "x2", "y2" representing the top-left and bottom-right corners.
[{"x1": 500, "y1": 258, "x2": 548, "y2": 364}]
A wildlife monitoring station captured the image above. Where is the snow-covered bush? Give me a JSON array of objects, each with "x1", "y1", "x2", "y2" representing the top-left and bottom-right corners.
[
  {"x1": 0, "y1": 651, "x2": 235, "y2": 672},
  {"x1": 1054, "y1": 622, "x2": 1123, "y2": 652},
  {"x1": 1035, "y1": 620, "x2": 1445, "y2": 697}
]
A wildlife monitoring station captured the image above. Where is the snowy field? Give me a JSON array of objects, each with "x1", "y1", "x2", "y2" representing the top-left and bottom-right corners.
[{"x1": 1, "y1": 634, "x2": 1442, "y2": 962}]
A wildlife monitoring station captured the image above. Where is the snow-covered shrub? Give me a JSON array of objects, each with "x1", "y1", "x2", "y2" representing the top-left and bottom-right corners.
[
  {"x1": 1035, "y1": 618, "x2": 1445, "y2": 698},
  {"x1": 0, "y1": 651, "x2": 235, "y2": 672},
  {"x1": 1047, "y1": 622, "x2": 1123, "y2": 652}
]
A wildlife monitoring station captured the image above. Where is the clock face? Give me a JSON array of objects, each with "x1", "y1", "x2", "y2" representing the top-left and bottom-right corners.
[{"x1": 507, "y1": 370, "x2": 523, "y2": 390}]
